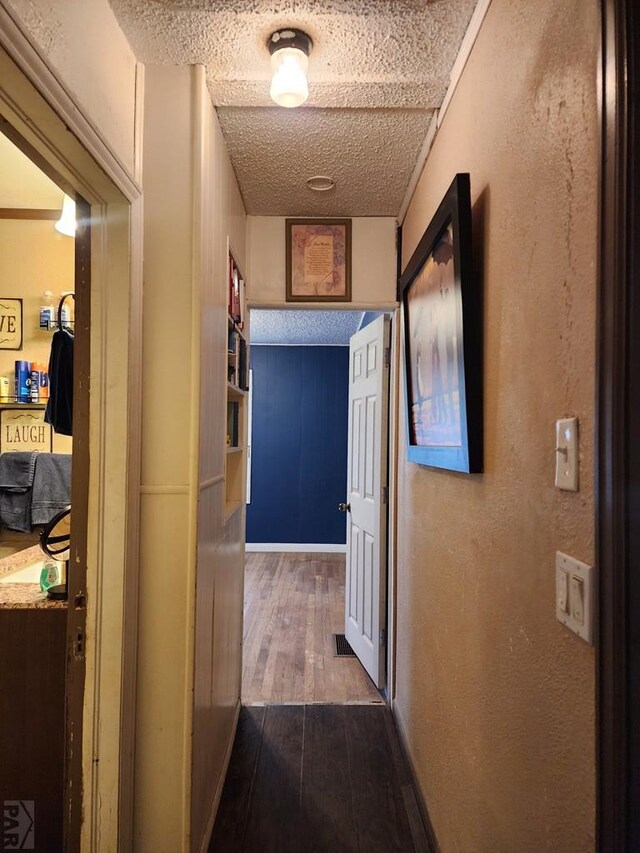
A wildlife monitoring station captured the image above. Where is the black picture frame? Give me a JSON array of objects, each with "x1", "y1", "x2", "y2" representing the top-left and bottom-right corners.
[
  {"x1": 399, "y1": 172, "x2": 482, "y2": 473},
  {"x1": 0, "y1": 298, "x2": 23, "y2": 350}
]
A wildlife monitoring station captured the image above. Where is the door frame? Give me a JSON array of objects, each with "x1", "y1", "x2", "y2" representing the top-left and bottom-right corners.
[
  {"x1": 245, "y1": 300, "x2": 400, "y2": 699},
  {"x1": 597, "y1": 0, "x2": 640, "y2": 849},
  {"x1": 0, "y1": 10, "x2": 143, "y2": 851}
]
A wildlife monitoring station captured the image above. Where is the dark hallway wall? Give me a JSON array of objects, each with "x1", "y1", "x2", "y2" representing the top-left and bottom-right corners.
[{"x1": 247, "y1": 346, "x2": 348, "y2": 545}]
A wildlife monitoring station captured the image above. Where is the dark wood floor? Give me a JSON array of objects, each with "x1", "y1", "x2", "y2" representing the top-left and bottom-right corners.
[{"x1": 209, "y1": 704, "x2": 430, "y2": 853}]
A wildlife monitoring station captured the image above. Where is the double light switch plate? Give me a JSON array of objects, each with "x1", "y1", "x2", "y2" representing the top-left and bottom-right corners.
[{"x1": 556, "y1": 551, "x2": 594, "y2": 644}]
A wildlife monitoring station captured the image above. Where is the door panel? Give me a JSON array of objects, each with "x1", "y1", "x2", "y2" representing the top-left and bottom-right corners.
[{"x1": 344, "y1": 316, "x2": 390, "y2": 688}]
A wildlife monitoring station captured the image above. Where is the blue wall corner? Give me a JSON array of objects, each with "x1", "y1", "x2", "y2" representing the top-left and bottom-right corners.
[{"x1": 247, "y1": 346, "x2": 349, "y2": 545}]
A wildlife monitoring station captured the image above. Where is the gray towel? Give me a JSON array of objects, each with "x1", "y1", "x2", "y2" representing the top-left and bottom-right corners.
[
  {"x1": 0, "y1": 451, "x2": 38, "y2": 532},
  {"x1": 31, "y1": 453, "x2": 72, "y2": 525}
]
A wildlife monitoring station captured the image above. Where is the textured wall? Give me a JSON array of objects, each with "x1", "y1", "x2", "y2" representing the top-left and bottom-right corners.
[
  {"x1": 0, "y1": 220, "x2": 73, "y2": 456},
  {"x1": 396, "y1": 1, "x2": 599, "y2": 851},
  {"x1": 247, "y1": 216, "x2": 397, "y2": 305},
  {"x1": 4, "y1": 0, "x2": 138, "y2": 174},
  {"x1": 247, "y1": 346, "x2": 349, "y2": 545}
]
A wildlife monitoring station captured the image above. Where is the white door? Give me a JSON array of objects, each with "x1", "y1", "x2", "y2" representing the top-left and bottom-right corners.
[{"x1": 344, "y1": 315, "x2": 390, "y2": 688}]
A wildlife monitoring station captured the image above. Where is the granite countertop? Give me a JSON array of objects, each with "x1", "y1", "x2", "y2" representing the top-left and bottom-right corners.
[{"x1": 0, "y1": 544, "x2": 66, "y2": 609}]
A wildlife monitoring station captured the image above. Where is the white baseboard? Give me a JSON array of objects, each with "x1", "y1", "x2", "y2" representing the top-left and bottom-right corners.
[{"x1": 245, "y1": 543, "x2": 346, "y2": 553}]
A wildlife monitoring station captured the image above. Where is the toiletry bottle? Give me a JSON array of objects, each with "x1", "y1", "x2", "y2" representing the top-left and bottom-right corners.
[
  {"x1": 15, "y1": 360, "x2": 30, "y2": 403},
  {"x1": 37, "y1": 364, "x2": 49, "y2": 401},
  {"x1": 39, "y1": 290, "x2": 56, "y2": 329},
  {"x1": 40, "y1": 558, "x2": 61, "y2": 593},
  {"x1": 29, "y1": 365, "x2": 40, "y2": 403}
]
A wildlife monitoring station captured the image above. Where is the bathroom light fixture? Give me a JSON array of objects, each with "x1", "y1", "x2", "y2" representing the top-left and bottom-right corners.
[
  {"x1": 268, "y1": 29, "x2": 312, "y2": 108},
  {"x1": 55, "y1": 194, "x2": 76, "y2": 237},
  {"x1": 306, "y1": 175, "x2": 335, "y2": 192}
]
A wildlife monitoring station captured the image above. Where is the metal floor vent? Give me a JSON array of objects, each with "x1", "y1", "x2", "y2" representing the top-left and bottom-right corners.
[{"x1": 332, "y1": 633, "x2": 356, "y2": 657}]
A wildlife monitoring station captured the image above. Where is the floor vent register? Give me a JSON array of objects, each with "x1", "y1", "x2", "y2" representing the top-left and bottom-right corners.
[{"x1": 332, "y1": 633, "x2": 356, "y2": 657}]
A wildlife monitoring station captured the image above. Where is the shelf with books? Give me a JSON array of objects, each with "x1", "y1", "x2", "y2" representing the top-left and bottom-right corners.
[
  {"x1": 224, "y1": 243, "x2": 250, "y2": 525},
  {"x1": 227, "y1": 250, "x2": 246, "y2": 332},
  {"x1": 227, "y1": 320, "x2": 249, "y2": 392}
]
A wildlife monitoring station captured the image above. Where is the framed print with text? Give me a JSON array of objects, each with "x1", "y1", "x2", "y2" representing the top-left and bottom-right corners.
[{"x1": 286, "y1": 219, "x2": 352, "y2": 302}]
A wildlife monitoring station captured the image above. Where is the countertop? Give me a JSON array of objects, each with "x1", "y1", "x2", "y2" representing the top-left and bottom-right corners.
[{"x1": 0, "y1": 544, "x2": 66, "y2": 609}]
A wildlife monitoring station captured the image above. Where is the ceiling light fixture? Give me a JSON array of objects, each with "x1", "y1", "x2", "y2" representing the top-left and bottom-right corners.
[
  {"x1": 306, "y1": 175, "x2": 335, "y2": 192},
  {"x1": 268, "y1": 29, "x2": 313, "y2": 108},
  {"x1": 55, "y1": 194, "x2": 76, "y2": 237}
]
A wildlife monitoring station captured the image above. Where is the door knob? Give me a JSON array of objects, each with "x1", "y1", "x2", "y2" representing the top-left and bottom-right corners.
[{"x1": 338, "y1": 502, "x2": 351, "y2": 512}]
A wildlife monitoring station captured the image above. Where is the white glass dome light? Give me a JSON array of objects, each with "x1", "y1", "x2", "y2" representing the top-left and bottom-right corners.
[
  {"x1": 55, "y1": 194, "x2": 76, "y2": 237},
  {"x1": 268, "y1": 29, "x2": 313, "y2": 109}
]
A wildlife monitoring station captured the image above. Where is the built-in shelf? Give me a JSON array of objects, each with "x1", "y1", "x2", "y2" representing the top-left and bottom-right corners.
[
  {"x1": 224, "y1": 244, "x2": 248, "y2": 525},
  {"x1": 223, "y1": 500, "x2": 242, "y2": 522},
  {"x1": 227, "y1": 382, "x2": 246, "y2": 398}
]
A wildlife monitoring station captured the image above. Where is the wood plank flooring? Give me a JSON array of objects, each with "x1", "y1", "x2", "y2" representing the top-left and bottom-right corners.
[
  {"x1": 209, "y1": 705, "x2": 429, "y2": 853},
  {"x1": 242, "y1": 552, "x2": 382, "y2": 704}
]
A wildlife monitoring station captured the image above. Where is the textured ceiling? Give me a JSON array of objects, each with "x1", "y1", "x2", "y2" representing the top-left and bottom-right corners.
[
  {"x1": 0, "y1": 132, "x2": 64, "y2": 208},
  {"x1": 251, "y1": 309, "x2": 366, "y2": 345},
  {"x1": 110, "y1": 0, "x2": 478, "y2": 215}
]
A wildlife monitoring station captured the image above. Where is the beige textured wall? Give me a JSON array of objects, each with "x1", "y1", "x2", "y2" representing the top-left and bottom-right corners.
[
  {"x1": 396, "y1": 1, "x2": 599, "y2": 851},
  {"x1": 0, "y1": 219, "x2": 73, "y2": 453},
  {"x1": 3, "y1": 0, "x2": 139, "y2": 174},
  {"x1": 247, "y1": 215, "x2": 397, "y2": 305}
]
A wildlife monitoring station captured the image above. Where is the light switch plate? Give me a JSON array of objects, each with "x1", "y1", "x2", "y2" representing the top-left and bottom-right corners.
[
  {"x1": 556, "y1": 551, "x2": 594, "y2": 643},
  {"x1": 555, "y1": 417, "x2": 579, "y2": 491}
]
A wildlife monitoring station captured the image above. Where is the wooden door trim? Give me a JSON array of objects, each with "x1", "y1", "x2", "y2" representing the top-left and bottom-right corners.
[
  {"x1": 0, "y1": 16, "x2": 144, "y2": 852},
  {"x1": 597, "y1": 0, "x2": 640, "y2": 849}
]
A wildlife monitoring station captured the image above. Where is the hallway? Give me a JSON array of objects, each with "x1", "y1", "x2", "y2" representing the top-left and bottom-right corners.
[
  {"x1": 210, "y1": 704, "x2": 429, "y2": 853},
  {"x1": 242, "y1": 552, "x2": 382, "y2": 704}
]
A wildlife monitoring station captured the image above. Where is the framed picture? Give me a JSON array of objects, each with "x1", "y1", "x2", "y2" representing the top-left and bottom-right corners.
[
  {"x1": 286, "y1": 219, "x2": 352, "y2": 302},
  {"x1": 0, "y1": 408, "x2": 53, "y2": 453},
  {"x1": 0, "y1": 298, "x2": 23, "y2": 350},
  {"x1": 399, "y1": 173, "x2": 482, "y2": 473}
]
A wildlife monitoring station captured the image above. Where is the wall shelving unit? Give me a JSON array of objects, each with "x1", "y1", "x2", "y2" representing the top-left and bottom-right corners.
[{"x1": 224, "y1": 244, "x2": 249, "y2": 522}]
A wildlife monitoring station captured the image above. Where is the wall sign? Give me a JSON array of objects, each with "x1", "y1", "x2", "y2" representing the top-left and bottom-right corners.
[
  {"x1": 285, "y1": 219, "x2": 352, "y2": 302},
  {"x1": 0, "y1": 408, "x2": 53, "y2": 453},
  {"x1": 0, "y1": 298, "x2": 23, "y2": 350}
]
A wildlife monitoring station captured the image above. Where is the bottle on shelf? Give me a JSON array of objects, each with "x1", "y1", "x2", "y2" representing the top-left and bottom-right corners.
[
  {"x1": 39, "y1": 290, "x2": 56, "y2": 329},
  {"x1": 15, "y1": 360, "x2": 30, "y2": 403}
]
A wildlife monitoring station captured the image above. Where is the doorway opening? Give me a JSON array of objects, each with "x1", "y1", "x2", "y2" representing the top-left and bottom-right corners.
[
  {"x1": 0, "y1": 35, "x2": 142, "y2": 849},
  {"x1": 241, "y1": 306, "x2": 390, "y2": 705},
  {"x1": 0, "y1": 127, "x2": 87, "y2": 849}
]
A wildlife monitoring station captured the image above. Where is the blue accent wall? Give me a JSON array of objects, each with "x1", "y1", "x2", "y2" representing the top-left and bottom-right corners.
[{"x1": 247, "y1": 346, "x2": 349, "y2": 545}]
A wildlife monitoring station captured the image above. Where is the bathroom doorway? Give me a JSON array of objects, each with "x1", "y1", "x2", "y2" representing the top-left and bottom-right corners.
[
  {"x1": 0, "y1": 36, "x2": 143, "y2": 850},
  {"x1": 0, "y1": 128, "x2": 83, "y2": 849}
]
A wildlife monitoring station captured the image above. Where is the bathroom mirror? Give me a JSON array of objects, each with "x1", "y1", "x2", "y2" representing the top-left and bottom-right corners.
[{"x1": 39, "y1": 505, "x2": 71, "y2": 600}]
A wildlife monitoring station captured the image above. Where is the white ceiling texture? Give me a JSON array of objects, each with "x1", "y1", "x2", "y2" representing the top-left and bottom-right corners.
[
  {"x1": 110, "y1": 0, "x2": 477, "y2": 216},
  {"x1": 251, "y1": 309, "x2": 369, "y2": 345}
]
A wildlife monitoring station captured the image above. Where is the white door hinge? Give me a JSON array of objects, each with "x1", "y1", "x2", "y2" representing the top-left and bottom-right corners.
[
  {"x1": 382, "y1": 485, "x2": 389, "y2": 504},
  {"x1": 384, "y1": 347, "x2": 391, "y2": 367}
]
